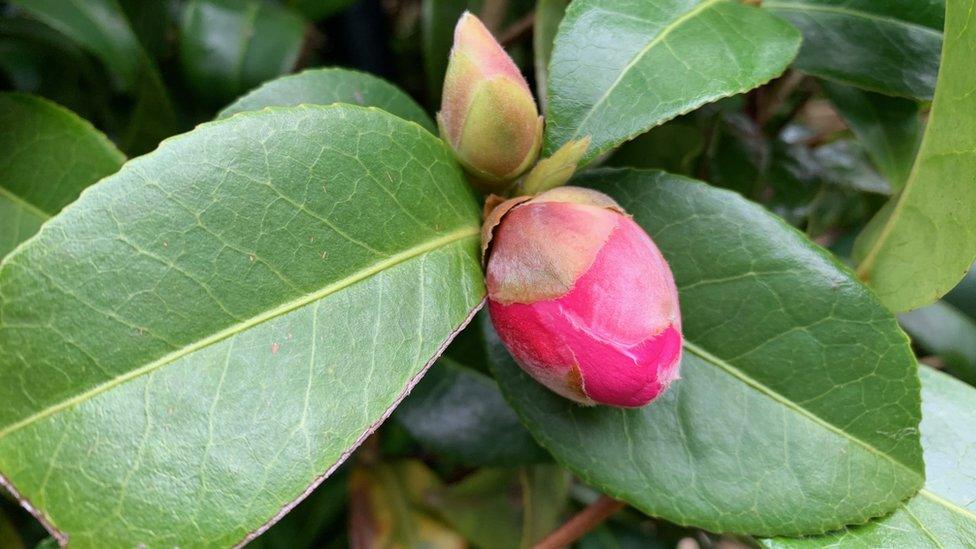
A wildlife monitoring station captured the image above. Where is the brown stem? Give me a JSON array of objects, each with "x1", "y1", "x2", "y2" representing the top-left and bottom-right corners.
[
  {"x1": 500, "y1": 12, "x2": 535, "y2": 46},
  {"x1": 534, "y1": 495, "x2": 627, "y2": 549}
]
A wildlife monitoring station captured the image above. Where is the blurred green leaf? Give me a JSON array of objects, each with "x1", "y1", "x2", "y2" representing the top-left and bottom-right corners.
[
  {"x1": 578, "y1": 523, "x2": 666, "y2": 549},
  {"x1": 854, "y1": 0, "x2": 976, "y2": 312},
  {"x1": 0, "y1": 92, "x2": 125, "y2": 259},
  {"x1": 945, "y1": 263, "x2": 976, "y2": 319},
  {"x1": 813, "y1": 140, "x2": 891, "y2": 195},
  {"x1": 421, "y1": 0, "x2": 479, "y2": 106},
  {"x1": 426, "y1": 466, "x2": 571, "y2": 548},
  {"x1": 349, "y1": 461, "x2": 465, "y2": 548},
  {"x1": 9, "y1": 0, "x2": 178, "y2": 154},
  {"x1": 608, "y1": 119, "x2": 704, "y2": 177},
  {"x1": 706, "y1": 113, "x2": 767, "y2": 198},
  {"x1": 396, "y1": 358, "x2": 550, "y2": 467},
  {"x1": 544, "y1": 0, "x2": 800, "y2": 163},
  {"x1": 217, "y1": 67, "x2": 434, "y2": 132},
  {"x1": 180, "y1": 0, "x2": 306, "y2": 105},
  {"x1": 900, "y1": 301, "x2": 976, "y2": 385},
  {"x1": 490, "y1": 169, "x2": 923, "y2": 536},
  {"x1": 0, "y1": 507, "x2": 25, "y2": 549},
  {"x1": 821, "y1": 82, "x2": 922, "y2": 189},
  {"x1": 764, "y1": 0, "x2": 944, "y2": 99},
  {"x1": 9, "y1": 0, "x2": 142, "y2": 89},
  {"x1": 762, "y1": 366, "x2": 976, "y2": 547},
  {"x1": 287, "y1": 0, "x2": 358, "y2": 21},
  {"x1": 533, "y1": 0, "x2": 568, "y2": 112}
]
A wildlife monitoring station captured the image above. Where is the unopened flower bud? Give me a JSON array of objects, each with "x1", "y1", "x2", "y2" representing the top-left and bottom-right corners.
[
  {"x1": 438, "y1": 12, "x2": 542, "y2": 191},
  {"x1": 484, "y1": 187, "x2": 682, "y2": 408}
]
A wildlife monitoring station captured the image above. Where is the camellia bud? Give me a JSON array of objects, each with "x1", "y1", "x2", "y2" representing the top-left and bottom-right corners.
[
  {"x1": 483, "y1": 187, "x2": 682, "y2": 408},
  {"x1": 438, "y1": 12, "x2": 543, "y2": 191}
]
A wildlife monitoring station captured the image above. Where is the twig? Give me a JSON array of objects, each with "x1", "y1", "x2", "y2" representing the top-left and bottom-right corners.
[
  {"x1": 534, "y1": 495, "x2": 627, "y2": 549},
  {"x1": 500, "y1": 12, "x2": 535, "y2": 46}
]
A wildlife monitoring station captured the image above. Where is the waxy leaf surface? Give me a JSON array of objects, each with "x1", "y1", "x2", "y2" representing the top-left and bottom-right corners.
[
  {"x1": 218, "y1": 68, "x2": 434, "y2": 132},
  {"x1": 180, "y1": 0, "x2": 306, "y2": 104},
  {"x1": 543, "y1": 0, "x2": 800, "y2": 162},
  {"x1": 489, "y1": 169, "x2": 923, "y2": 536},
  {"x1": 763, "y1": 367, "x2": 976, "y2": 547},
  {"x1": 0, "y1": 105, "x2": 485, "y2": 547},
  {"x1": 0, "y1": 93, "x2": 124, "y2": 260},
  {"x1": 764, "y1": 0, "x2": 944, "y2": 99},
  {"x1": 854, "y1": 0, "x2": 976, "y2": 312}
]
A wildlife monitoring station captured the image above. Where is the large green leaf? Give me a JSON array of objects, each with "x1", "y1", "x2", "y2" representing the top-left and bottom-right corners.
[
  {"x1": 543, "y1": 0, "x2": 800, "y2": 162},
  {"x1": 9, "y1": 0, "x2": 178, "y2": 154},
  {"x1": 854, "y1": 0, "x2": 976, "y2": 312},
  {"x1": 900, "y1": 301, "x2": 976, "y2": 385},
  {"x1": 764, "y1": 0, "x2": 944, "y2": 99},
  {"x1": 821, "y1": 82, "x2": 922, "y2": 190},
  {"x1": 218, "y1": 68, "x2": 435, "y2": 132},
  {"x1": 0, "y1": 92, "x2": 125, "y2": 260},
  {"x1": 489, "y1": 169, "x2": 922, "y2": 536},
  {"x1": 395, "y1": 356, "x2": 549, "y2": 466},
  {"x1": 762, "y1": 366, "x2": 976, "y2": 547},
  {"x1": 179, "y1": 0, "x2": 306, "y2": 105},
  {"x1": 0, "y1": 105, "x2": 485, "y2": 547}
]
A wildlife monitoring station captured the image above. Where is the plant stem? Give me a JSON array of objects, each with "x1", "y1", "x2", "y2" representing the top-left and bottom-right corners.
[
  {"x1": 500, "y1": 12, "x2": 535, "y2": 46},
  {"x1": 534, "y1": 495, "x2": 627, "y2": 548}
]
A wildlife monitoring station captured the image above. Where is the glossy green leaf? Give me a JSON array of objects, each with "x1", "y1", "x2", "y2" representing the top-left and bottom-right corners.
[
  {"x1": 0, "y1": 92, "x2": 125, "y2": 260},
  {"x1": 854, "y1": 0, "x2": 976, "y2": 312},
  {"x1": 489, "y1": 168, "x2": 922, "y2": 536},
  {"x1": 218, "y1": 68, "x2": 435, "y2": 132},
  {"x1": 9, "y1": 0, "x2": 142, "y2": 89},
  {"x1": 813, "y1": 140, "x2": 891, "y2": 195},
  {"x1": 396, "y1": 357, "x2": 549, "y2": 466},
  {"x1": 821, "y1": 82, "x2": 922, "y2": 190},
  {"x1": 900, "y1": 301, "x2": 976, "y2": 385},
  {"x1": 9, "y1": 0, "x2": 178, "y2": 154},
  {"x1": 764, "y1": 0, "x2": 944, "y2": 99},
  {"x1": 543, "y1": 0, "x2": 801, "y2": 162},
  {"x1": 533, "y1": 0, "x2": 568, "y2": 112},
  {"x1": 762, "y1": 367, "x2": 976, "y2": 547},
  {"x1": 0, "y1": 105, "x2": 485, "y2": 547},
  {"x1": 180, "y1": 0, "x2": 306, "y2": 105}
]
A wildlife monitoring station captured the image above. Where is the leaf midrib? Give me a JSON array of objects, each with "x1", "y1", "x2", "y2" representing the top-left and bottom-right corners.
[
  {"x1": 0, "y1": 226, "x2": 480, "y2": 439},
  {"x1": 684, "y1": 340, "x2": 921, "y2": 479},
  {"x1": 565, "y1": 0, "x2": 721, "y2": 144},
  {"x1": 763, "y1": 1, "x2": 943, "y2": 36}
]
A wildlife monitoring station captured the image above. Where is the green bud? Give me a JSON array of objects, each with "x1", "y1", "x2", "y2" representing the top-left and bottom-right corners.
[{"x1": 437, "y1": 12, "x2": 543, "y2": 192}]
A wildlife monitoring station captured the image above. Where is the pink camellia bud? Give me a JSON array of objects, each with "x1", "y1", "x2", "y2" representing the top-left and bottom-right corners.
[
  {"x1": 438, "y1": 12, "x2": 543, "y2": 191},
  {"x1": 483, "y1": 187, "x2": 682, "y2": 408}
]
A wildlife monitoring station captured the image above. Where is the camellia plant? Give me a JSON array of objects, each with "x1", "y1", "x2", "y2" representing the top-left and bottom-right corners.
[{"x1": 1, "y1": 0, "x2": 975, "y2": 548}]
